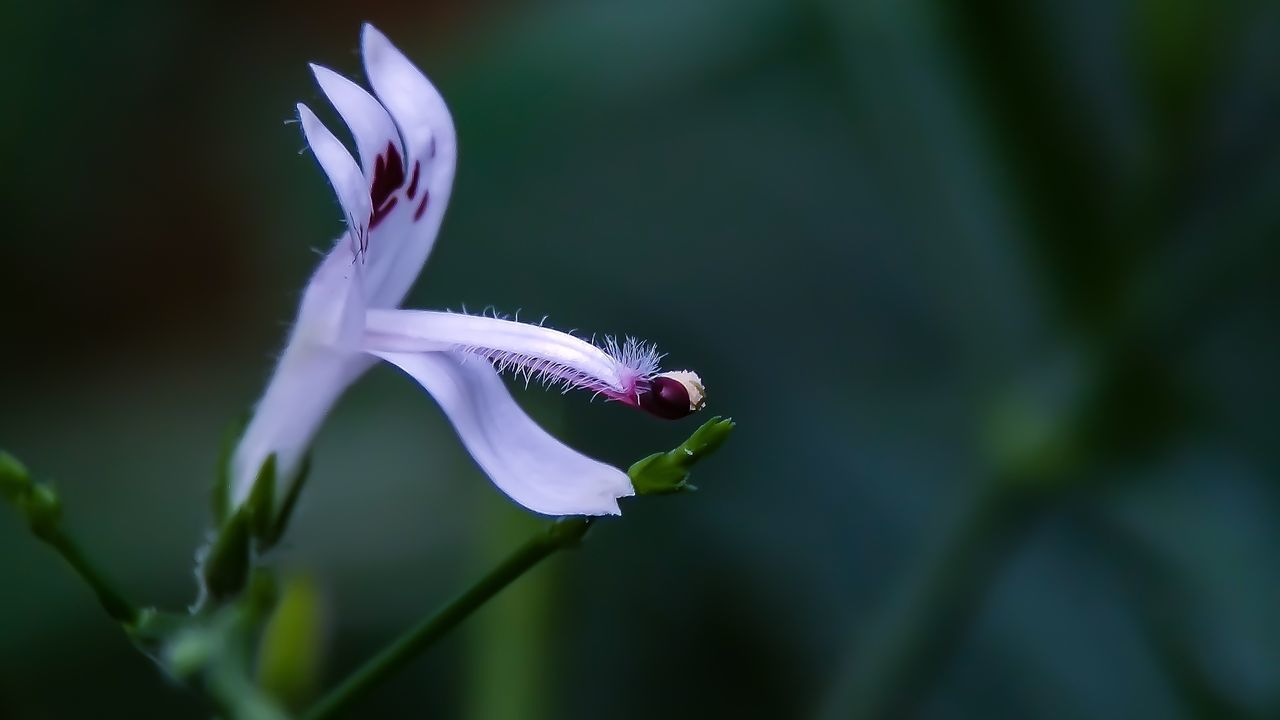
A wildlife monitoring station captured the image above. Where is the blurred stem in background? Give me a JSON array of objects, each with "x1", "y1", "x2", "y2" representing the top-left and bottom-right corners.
[
  {"x1": 821, "y1": 340, "x2": 1193, "y2": 717},
  {"x1": 1083, "y1": 511, "x2": 1257, "y2": 719},
  {"x1": 466, "y1": 501, "x2": 555, "y2": 720},
  {"x1": 821, "y1": 338, "x2": 1091, "y2": 717},
  {"x1": 465, "y1": 403, "x2": 568, "y2": 720},
  {"x1": 820, "y1": 482, "x2": 1047, "y2": 720},
  {"x1": 811, "y1": 0, "x2": 1245, "y2": 712}
]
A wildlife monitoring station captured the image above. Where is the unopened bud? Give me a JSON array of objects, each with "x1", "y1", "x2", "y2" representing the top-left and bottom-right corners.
[
  {"x1": 628, "y1": 415, "x2": 734, "y2": 495},
  {"x1": 0, "y1": 452, "x2": 31, "y2": 504},
  {"x1": 258, "y1": 575, "x2": 327, "y2": 711}
]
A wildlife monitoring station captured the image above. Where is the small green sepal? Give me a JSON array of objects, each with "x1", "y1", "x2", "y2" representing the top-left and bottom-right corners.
[
  {"x1": 201, "y1": 510, "x2": 252, "y2": 603},
  {"x1": 628, "y1": 416, "x2": 735, "y2": 496},
  {"x1": 266, "y1": 454, "x2": 310, "y2": 549},
  {"x1": 246, "y1": 455, "x2": 277, "y2": 545}
]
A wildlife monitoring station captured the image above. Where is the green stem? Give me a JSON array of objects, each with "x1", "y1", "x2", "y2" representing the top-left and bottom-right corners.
[
  {"x1": 39, "y1": 525, "x2": 140, "y2": 626},
  {"x1": 303, "y1": 517, "x2": 592, "y2": 720},
  {"x1": 3, "y1": 454, "x2": 140, "y2": 626}
]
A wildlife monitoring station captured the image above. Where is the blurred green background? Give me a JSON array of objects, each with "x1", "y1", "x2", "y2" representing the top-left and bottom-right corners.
[{"x1": 3, "y1": 0, "x2": 1279, "y2": 717}]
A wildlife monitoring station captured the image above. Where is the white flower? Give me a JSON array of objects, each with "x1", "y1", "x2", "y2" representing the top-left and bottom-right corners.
[{"x1": 230, "y1": 25, "x2": 704, "y2": 518}]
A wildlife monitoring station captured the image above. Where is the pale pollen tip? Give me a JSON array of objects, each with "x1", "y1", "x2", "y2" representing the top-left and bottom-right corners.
[
  {"x1": 661, "y1": 370, "x2": 706, "y2": 411},
  {"x1": 638, "y1": 369, "x2": 707, "y2": 420}
]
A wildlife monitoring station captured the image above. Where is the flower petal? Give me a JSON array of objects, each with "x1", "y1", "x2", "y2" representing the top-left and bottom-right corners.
[
  {"x1": 298, "y1": 102, "x2": 372, "y2": 247},
  {"x1": 232, "y1": 347, "x2": 374, "y2": 510},
  {"x1": 363, "y1": 309, "x2": 638, "y2": 395},
  {"x1": 297, "y1": 244, "x2": 368, "y2": 350},
  {"x1": 310, "y1": 64, "x2": 405, "y2": 181},
  {"x1": 361, "y1": 192, "x2": 421, "y2": 308},
  {"x1": 230, "y1": 250, "x2": 371, "y2": 508},
  {"x1": 359, "y1": 25, "x2": 457, "y2": 308},
  {"x1": 371, "y1": 350, "x2": 634, "y2": 516},
  {"x1": 360, "y1": 24, "x2": 455, "y2": 167}
]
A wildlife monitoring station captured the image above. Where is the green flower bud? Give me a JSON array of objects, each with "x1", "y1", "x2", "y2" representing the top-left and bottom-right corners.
[
  {"x1": 628, "y1": 416, "x2": 735, "y2": 495},
  {"x1": 0, "y1": 451, "x2": 31, "y2": 505},
  {"x1": 257, "y1": 575, "x2": 326, "y2": 711}
]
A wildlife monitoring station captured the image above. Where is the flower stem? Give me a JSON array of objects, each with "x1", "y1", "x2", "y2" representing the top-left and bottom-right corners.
[
  {"x1": 39, "y1": 526, "x2": 141, "y2": 625},
  {"x1": 302, "y1": 517, "x2": 592, "y2": 720},
  {"x1": 1, "y1": 452, "x2": 140, "y2": 626}
]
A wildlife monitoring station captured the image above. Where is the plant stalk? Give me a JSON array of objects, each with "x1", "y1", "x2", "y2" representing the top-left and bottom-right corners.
[{"x1": 303, "y1": 517, "x2": 591, "y2": 720}]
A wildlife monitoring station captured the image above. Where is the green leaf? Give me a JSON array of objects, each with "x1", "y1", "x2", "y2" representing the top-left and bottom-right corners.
[{"x1": 628, "y1": 416, "x2": 736, "y2": 496}]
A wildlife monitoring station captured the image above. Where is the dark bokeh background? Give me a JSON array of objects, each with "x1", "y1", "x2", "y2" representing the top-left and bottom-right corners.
[{"x1": 3, "y1": 0, "x2": 1279, "y2": 717}]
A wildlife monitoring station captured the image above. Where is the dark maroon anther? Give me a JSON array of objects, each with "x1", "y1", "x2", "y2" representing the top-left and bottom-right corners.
[
  {"x1": 638, "y1": 376, "x2": 694, "y2": 419},
  {"x1": 406, "y1": 161, "x2": 420, "y2": 199},
  {"x1": 413, "y1": 189, "x2": 430, "y2": 221},
  {"x1": 369, "y1": 142, "x2": 405, "y2": 212}
]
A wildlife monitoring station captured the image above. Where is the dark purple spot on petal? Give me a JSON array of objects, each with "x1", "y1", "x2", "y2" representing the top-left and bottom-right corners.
[
  {"x1": 406, "y1": 161, "x2": 420, "y2": 199},
  {"x1": 413, "y1": 190, "x2": 430, "y2": 221},
  {"x1": 637, "y1": 377, "x2": 694, "y2": 419},
  {"x1": 369, "y1": 141, "x2": 405, "y2": 212},
  {"x1": 370, "y1": 196, "x2": 398, "y2": 228},
  {"x1": 428, "y1": 137, "x2": 437, "y2": 158}
]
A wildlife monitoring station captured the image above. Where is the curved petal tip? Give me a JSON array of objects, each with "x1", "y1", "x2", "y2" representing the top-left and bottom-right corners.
[{"x1": 372, "y1": 350, "x2": 634, "y2": 517}]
